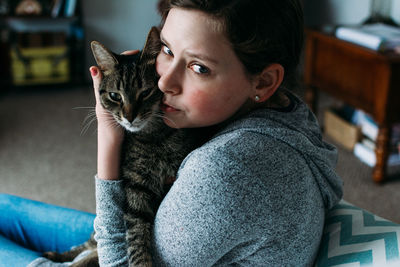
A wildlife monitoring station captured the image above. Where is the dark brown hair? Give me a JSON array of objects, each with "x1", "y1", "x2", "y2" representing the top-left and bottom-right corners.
[{"x1": 158, "y1": 0, "x2": 304, "y2": 87}]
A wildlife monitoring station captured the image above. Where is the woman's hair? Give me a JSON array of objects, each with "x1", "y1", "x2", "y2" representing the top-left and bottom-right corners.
[{"x1": 157, "y1": 0, "x2": 304, "y2": 88}]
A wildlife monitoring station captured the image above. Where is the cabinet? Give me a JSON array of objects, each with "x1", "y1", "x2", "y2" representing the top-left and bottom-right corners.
[
  {"x1": 304, "y1": 29, "x2": 400, "y2": 183},
  {"x1": 0, "y1": 0, "x2": 84, "y2": 89}
]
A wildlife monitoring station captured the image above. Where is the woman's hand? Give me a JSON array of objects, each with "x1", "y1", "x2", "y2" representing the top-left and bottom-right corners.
[
  {"x1": 90, "y1": 66, "x2": 123, "y2": 180},
  {"x1": 90, "y1": 50, "x2": 139, "y2": 180}
]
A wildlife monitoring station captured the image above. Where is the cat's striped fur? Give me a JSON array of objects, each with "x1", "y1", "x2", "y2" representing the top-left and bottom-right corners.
[{"x1": 44, "y1": 27, "x2": 206, "y2": 267}]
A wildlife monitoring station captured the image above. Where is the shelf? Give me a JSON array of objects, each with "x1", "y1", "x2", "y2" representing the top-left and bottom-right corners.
[
  {"x1": 1, "y1": 16, "x2": 79, "y2": 20},
  {"x1": 0, "y1": 1, "x2": 85, "y2": 89},
  {"x1": 2, "y1": 16, "x2": 79, "y2": 33}
]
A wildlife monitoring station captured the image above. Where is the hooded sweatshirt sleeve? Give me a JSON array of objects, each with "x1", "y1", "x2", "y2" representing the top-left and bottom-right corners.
[{"x1": 94, "y1": 177, "x2": 128, "y2": 266}]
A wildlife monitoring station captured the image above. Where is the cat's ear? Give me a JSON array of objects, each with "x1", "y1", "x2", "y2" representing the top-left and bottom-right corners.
[
  {"x1": 91, "y1": 41, "x2": 118, "y2": 75},
  {"x1": 140, "y1": 26, "x2": 161, "y2": 62}
]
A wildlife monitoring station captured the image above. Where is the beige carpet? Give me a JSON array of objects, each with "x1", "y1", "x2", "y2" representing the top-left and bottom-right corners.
[{"x1": 0, "y1": 87, "x2": 97, "y2": 213}]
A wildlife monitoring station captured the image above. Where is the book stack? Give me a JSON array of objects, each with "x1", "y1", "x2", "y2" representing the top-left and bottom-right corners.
[
  {"x1": 335, "y1": 23, "x2": 400, "y2": 53},
  {"x1": 51, "y1": 0, "x2": 77, "y2": 18},
  {"x1": 324, "y1": 105, "x2": 400, "y2": 172},
  {"x1": 350, "y1": 109, "x2": 400, "y2": 171}
]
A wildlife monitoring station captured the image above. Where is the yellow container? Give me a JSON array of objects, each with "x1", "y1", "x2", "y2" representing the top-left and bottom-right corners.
[
  {"x1": 324, "y1": 109, "x2": 362, "y2": 151},
  {"x1": 10, "y1": 46, "x2": 69, "y2": 85}
]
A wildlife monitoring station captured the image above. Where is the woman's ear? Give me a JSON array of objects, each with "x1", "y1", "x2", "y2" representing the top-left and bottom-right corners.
[{"x1": 253, "y1": 63, "x2": 284, "y2": 102}]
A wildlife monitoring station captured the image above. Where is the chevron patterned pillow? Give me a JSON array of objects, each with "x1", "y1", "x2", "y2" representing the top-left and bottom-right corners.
[{"x1": 315, "y1": 200, "x2": 400, "y2": 267}]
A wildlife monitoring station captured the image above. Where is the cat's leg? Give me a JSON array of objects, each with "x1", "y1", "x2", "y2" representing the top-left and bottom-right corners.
[
  {"x1": 125, "y1": 215, "x2": 153, "y2": 267},
  {"x1": 124, "y1": 184, "x2": 158, "y2": 267},
  {"x1": 70, "y1": 249, "x2": 99, "y2": 267},
  {"x1": 43, "y1": 231, "x2": 97, "y2": 263}
]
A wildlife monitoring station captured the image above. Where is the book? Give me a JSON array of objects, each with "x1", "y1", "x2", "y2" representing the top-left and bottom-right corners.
[
  {"x1": 354, "y1": 141, "x2": 400, "y2": 168},
  {"x1": 51, "y1": 0, "x2": 64, "y2": 18},
  {"x1": 64, "y1": 0, "x2": 77, "y2": 17},
  {"x1": 354, "y1": 142, "x2": 376, "y2": 167},
  {"x1": 335, "y1": 23, "x2": 400, "y2": 52},
  {"x1": 351, "y1": 109, "x2": 378, "y2": 141},
  {"x1": 351, "y1": 108, "x2": 400, "y2": 151}
]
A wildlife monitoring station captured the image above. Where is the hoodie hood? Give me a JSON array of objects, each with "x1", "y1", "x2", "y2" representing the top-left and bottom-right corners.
[{"x1": 219, "y1": 91, "x2": 343, "y2": 210}]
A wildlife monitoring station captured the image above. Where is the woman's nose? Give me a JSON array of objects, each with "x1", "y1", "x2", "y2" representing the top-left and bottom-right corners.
[{"x1": 157, "y1": 62, "x2": 181, "y2": 95}]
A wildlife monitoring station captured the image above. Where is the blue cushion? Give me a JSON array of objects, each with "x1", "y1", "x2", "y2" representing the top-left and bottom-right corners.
[{"x1": 315, "y1": 200, "x2": 400, "y2": 266}]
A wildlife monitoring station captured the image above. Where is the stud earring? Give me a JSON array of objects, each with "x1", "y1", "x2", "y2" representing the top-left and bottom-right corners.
[{"x1": 254, "y1": 95, "x2": 260, "y2": 102}]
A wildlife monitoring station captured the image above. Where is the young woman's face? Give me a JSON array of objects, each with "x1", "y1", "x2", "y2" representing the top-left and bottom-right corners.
[{"x1": 156, "y1": 8, "x2": 256, "y2": 128}]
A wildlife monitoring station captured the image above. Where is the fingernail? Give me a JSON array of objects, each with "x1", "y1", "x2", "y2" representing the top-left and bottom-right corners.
[{"x1": 90, "y1": 67, "x2": 98, "y2": 77}]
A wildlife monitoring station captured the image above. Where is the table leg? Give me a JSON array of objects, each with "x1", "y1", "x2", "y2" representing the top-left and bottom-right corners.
[{"x1": 373, "y1": 126, "x2": 391, "y2": 183}]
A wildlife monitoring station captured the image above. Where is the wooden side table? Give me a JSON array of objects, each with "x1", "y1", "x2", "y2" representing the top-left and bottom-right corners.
[{"x1": 303, "y1": 29, "x2": 400, "y2": 183}]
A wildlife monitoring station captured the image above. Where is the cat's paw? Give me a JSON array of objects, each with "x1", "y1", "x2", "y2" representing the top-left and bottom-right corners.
[{"x1": 42, "y1": 251, "x2": 67, "y2": 262}]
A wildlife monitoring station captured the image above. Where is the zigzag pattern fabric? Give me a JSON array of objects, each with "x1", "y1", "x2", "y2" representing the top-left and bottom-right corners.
[{"x1": 315, "y1": 200, "x2": 400, "y2": 267}]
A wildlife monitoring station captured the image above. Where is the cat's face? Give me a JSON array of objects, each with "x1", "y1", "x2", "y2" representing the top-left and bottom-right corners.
[
  {"x1": 97, "y1": 60, "x2": 162, "y2": 132},
  {"x1": 91, "y1": 27, "x2": 162, "y2": 133}
]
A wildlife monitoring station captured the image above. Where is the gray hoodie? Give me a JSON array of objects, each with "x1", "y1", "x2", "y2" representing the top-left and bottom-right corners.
[
  {"x1": 30, "y1": 91, "x2": 343, "y2": 267},
  {"x1": 150, "y1": 91, "x2": 342, "y2": 266}
]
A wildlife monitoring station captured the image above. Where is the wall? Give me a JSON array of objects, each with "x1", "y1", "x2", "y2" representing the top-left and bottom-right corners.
[
  {"x1": 82, "y1": 0, "x2": 400, "y2": 52},
  {"x1": 82, "y1": 0, "x2": 160, "y2": 79},
  {"x1": 303, "y1": 0, "x2": 400, "y2": 26},
  {"x1": 393, "y1": 0, "x2": 400, "y2": 23},
  {"x1": 80, "y1": 0, "x2": 400, "y2": 81}
]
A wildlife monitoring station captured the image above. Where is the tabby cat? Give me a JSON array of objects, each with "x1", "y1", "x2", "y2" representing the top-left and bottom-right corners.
[{"x1": 44, "y1": 27, "x2": 206, "y2": 267}]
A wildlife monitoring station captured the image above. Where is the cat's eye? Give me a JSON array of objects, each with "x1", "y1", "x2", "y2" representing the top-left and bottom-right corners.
[
  {"x1": 109, "y1": 92, "x2": 122, "y2": 102},
  {"x1": 190, "y1": 64, "x2": 209, "y2": 75},
  {"x1": 162, "y1": 45, "x2": 173, "y2": 56},
  {"x1": 140, "y1": 89, "x2": 152, "y2": 99}
]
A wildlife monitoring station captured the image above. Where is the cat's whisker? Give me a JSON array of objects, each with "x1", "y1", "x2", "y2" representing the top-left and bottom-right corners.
[
  {"x1": 83, "y1": 111, "x2": 96, "y2": 123},
  {"x1": 72, "y1": 106, "x2": 96, "y2": 110},
  {"x1": 72, "y1": 106, "x2": 97, "y2": 136},
  {"x1": 81, "y1": 114, "x2": 98, "y2": 136},
  {"x1": 81, "y1": 118, "x2": 97, "y2": 136},
  {"x1": 101, "y1": 109, "x2": 117, "y2": 118},
  {"x1": 88, "y1": 118, "x2": 117, "y2": 135},
  {"x1": 153, "y1": 112, "x2": 179, "y2": 128},
  {"x1": 108, "y1": 121, "x2": 123, "y2": 132},
  {"x1": 80, "y1": 108, "x2": 100, "y2": 136},
  {"x1": 102, "y1": 115, "x2": 121, "y2": 130}
]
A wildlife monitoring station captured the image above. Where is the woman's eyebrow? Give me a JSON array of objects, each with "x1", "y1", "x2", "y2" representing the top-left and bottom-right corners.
[
  {"x1": 160, "y1": 33, "x2": 170, "y2": 47},
  {"x1": 160, "y1": 32, "x2": 219, "y2": 65},
  {"x1": 185, "y1": 51, "x2": 219, "y2": 65}
]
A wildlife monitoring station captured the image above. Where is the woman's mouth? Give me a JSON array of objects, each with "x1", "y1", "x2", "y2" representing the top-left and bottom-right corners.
[{"x1": 160, "y1": 101, "x2": 180, "y2": 113}]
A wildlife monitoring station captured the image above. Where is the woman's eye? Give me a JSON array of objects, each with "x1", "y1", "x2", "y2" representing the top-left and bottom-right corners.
[
  {"x1": 109, "y1": 92, "x2": 122, "y2": 102},
  {"x1": 162, "y1": 45, "x2": 173, "y2": 56},
  {"x1": 190, "y1": 64, "x2": 209, "y2": 75}
]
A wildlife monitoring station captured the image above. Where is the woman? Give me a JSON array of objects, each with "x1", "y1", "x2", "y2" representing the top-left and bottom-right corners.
[{"x1": 0, "y1": 0, "x2": 342, "y2": 266}]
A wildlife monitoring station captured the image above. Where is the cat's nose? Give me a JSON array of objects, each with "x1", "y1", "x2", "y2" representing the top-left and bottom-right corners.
[
  {"x1": 123, "y1": 106, "x2": 133, "y2": 122},
  {"x1": 126, "y1": 113, "x2": 133, "y2": 123}
]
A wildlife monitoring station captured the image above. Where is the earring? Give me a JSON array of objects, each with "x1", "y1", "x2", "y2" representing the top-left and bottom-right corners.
[{"x1": 254, "y1": 95, "x2": 260, "y2": 102}]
